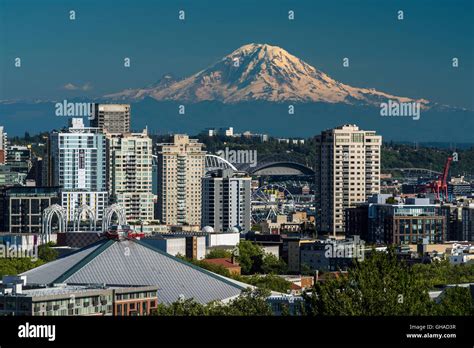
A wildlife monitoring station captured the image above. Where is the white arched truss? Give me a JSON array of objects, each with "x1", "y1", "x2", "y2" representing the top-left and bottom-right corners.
[
  {"x1": 101, "y1": 204, "x2": 127, "y2": 232},
  {"x1": 73, "y1": 204, "x2": 97, "y2": 232},
  {"x1": 41, "y1": 204, "x2": 67, "y2": 243},
  {"x1": 205, "y1": 154, "x2": 238, "y2": 173}
]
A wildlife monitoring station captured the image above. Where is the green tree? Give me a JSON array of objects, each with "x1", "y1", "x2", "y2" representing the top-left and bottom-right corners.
[
  {"x1": 38, "y1": 243, "x2": 59, "y2": 262},
  {"x1": 435, "y1": 287, "x2": 474, "y2": 316},
  {"x1": 261, "y1": 253, "x2": 288, "y2": 274},
  {"x1": 205, "y1": 249, "x2": 232, "y2": 259},
  {"x1": 154, "y1": 298, "x2": 208, "y2": 316},
  {"x1": 237, "y1": 240, "x2": 264, "y2": 274},
  {"x1": 236, "y1": 274, "x2": 292, "y2": 293},
  {"x1": 0, "y1": 258, "x2": 44, "y2": 277},
  {"x1": 152, "y1": 288, "x2": 273, "y2": 316},
  {"x1": 208, "y1": 288, "x2": 273, "y2": 316},
  {"x1": 304, "y1": 248, "x2": 434, "y2": 315},
  {"x1": 412, "y1": 260, "x2": 474, "y2": 287}
]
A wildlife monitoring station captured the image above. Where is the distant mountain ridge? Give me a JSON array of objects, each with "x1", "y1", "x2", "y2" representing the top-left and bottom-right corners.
[
  {"x1": 104, "y1": 43, "x2": 436, "y2": 108},
  {"x1": 1, "y1": 43, "x2": 471, "y2": 141}
]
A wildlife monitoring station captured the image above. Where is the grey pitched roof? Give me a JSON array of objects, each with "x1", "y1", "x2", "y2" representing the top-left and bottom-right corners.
[
  {"x1": 21, "y1": 239, "x2": 247, "y2": 304},
  {"x1": 21, "y1": 241, "x2": 105, "y2": 285}
]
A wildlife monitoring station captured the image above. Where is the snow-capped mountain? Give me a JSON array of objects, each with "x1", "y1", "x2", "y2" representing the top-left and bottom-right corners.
[{"x1": 104, "y1": 43, "x2": 431, "y2": 108}]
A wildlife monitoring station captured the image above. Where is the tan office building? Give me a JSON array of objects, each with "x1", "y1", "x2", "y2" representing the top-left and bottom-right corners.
[{"x1": 315, "y1": 124, "x2": 381, "y2": 237}]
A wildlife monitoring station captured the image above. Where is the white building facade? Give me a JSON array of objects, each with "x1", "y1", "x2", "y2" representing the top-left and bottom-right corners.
[
  {"x1": 202, "y1": 169, "x2": 251, "y2": 233},
  {"x1": 49, "y1": 118, "x2": 107, "y2": 223}
]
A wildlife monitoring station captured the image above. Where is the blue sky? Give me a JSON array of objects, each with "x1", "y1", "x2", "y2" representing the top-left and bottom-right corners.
[{"x1": 1, "y1": 0, "x2": 473, "y2": 108}]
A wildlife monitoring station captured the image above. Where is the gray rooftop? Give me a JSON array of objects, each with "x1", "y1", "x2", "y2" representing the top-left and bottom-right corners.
[{"x1": 21, "y1": 239, "x2": 247, "y2": 304}]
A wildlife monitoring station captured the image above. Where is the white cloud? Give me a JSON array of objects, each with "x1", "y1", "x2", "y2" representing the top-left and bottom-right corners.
[
  {"x1": 63, "y1": 83, "x2": 79, "y2": 90},
  {"x1": 81, "y1": 82, "x2": 92, "y2": 91},
  {"x1": 62, "y1": 82, "x2": 93, "y2": 91}
]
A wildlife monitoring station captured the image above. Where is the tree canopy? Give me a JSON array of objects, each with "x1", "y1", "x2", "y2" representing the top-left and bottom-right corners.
[
  {"x1": 303, "y1": 248, "x2": 474, "y2": 316},
  {"x1": 152, "y1": 288, "x2": 273, "y2": 316}
]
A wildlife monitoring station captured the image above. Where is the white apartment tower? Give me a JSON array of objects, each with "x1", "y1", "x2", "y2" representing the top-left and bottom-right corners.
[
  {"x1": 202, "y1": 169, "x2": 252, "y2": 233},
  {"x1": 315, "y1": 124, "x2": 381, "y2": 237},
  {"x1": 157, "y1": 135, "x2": 205, "y2": 226},
  {"x1": 49, "y1": 118, "x2": 108, "y2": 222},
  {"x1": 107, "y1": 129, "x2": 154, "y2": 222}
]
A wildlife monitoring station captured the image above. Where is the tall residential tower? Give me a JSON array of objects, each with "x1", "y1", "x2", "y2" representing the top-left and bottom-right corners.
[
  {"x1": 315, "y1": 124, "x2": 381, "y2": 237},
  {"x1": 202, "y1": 169, "x2": 251, "y2": 233},
  {"x1": 156, "y1": 135, "x2": 205, "y2": 226},
  {"x1": 49, "y1": 118, "x2": 107, "y2": 222},
  {"x1": 106, "y1": 129, "x2": 154, "y2": 221}
]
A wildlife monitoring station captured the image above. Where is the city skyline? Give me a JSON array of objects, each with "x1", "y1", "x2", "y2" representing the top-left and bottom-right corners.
[{"x1": 0, "y1": 0, "x2": 473, "y2": 334}]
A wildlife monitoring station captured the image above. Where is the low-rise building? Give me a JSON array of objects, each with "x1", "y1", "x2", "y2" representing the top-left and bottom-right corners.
[
  {"x1": 0, "y1": 186, "x2": 60, "y2": 233},
  {"x1": 266, "y1": 294, "x2": 305, "y2": 315},
  {"x1": 282, "y1": 237, "x2": 315, "y2": 273},
  {"x1": 0, "y1": 276, "x2": 158, "y2": 316},
  {"x1": 346, "y1": 195, "x2": 447, "y2": 244},
  {"x1": 141, "y1": 234, "x2": 206, "y2": 259},
  {"x1": 201, "y1": 258, "x2": 242, "y2": 275},
  {"x1": 300, "y1": 236, "x2": 365, "y2": 272},
  {"x1": 0, "y1": 165, "x2": 27, "y2": 187}
]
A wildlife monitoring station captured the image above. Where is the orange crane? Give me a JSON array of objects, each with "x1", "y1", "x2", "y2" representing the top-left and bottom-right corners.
[{"x1": 427, "y1": 156, "x2": 452, "y2": 201}]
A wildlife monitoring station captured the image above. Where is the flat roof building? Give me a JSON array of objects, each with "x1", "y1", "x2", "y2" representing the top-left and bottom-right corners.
[
  {"x1": 156, "y1": 135, "x2": 205, "y2": 226},
  {"x1": 315, "y1": 124, "x2": 381, "y2": 237},
  {"x1": 91, "y1": 104, "x2": 130, "y2": 133},
  {"x1": 0, "y1": 276, "x2": 158, "y2": 316}
]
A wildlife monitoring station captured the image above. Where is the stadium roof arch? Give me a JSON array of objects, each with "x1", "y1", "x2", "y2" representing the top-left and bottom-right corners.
[{"x1": 241, "y1": 161, "x2": 315, "y2": 176}]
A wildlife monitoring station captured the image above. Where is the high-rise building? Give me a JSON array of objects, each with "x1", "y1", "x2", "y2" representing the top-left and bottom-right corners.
[
  {"x1": 315, "y1": 124, "x2": 381, "y2": 237},
  {"x1": 49, "y1": 118, "x2": 107, "y2": 222},
  {"x1": 0, "y1": 126, "x2": 7, "y2": 165},
  {"x1": 202, "y1": 169, "x2": 251, "y2": 233},
  {"x1": 106, "y1": 129, "x2": 154, "y2": 221},
  {"x1": 156, "y1": 135, "x2": 205, "y2": 226},
  {"x1": 91, "y1": 104, "x2": 130, "y2": 133}
]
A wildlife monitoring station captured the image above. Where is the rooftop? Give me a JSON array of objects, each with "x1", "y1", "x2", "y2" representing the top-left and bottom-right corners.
[
  {"x1": 19, "y1": 284, "x2": 158, "y2": 298},
  {"x1": 20, "y1": 239, "x2": 247, "y2": 304},
  {"x1": 201, "y1": 258, "x2": 241, "y2": 269}
]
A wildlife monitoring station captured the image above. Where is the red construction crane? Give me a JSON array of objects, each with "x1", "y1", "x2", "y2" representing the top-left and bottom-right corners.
[{"x1": 427, "y1": 156, "x2": 452, "y2": 201}]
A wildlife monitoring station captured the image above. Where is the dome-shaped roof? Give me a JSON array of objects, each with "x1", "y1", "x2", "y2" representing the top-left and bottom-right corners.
[
  {"x1": 202, "y1": 226, "x2": 215, "y2": 233},
  {"x1": 228, "y1": 226, "x2": 240, "y2": 233}
]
